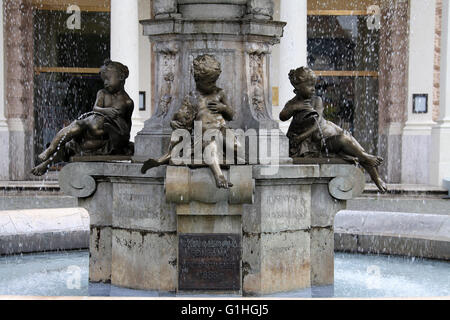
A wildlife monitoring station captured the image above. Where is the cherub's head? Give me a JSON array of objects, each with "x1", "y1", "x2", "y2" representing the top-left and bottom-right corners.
[
  {"x1": 100, "y1": 59, "x2": 129, "y2": 93},
  {"x1": 193, "y1": 54, "x2": 221, "y2": 93},
  {"x1": 289, "y1": 67, "x2": 317, "y2": 99}
]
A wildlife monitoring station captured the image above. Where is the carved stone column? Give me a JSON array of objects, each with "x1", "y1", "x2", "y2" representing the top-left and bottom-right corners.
[
  {"x1": 135, "y1": 0, "x2": 290, "y2": 164},
  {"x1": 246, "y1": 0, "x2": 274, "y2": 20},
  {"x1": 153, "y1": 0, "x2": 180, "y2": 19},
  {"x1": 431, "y1": 0, "x2": 450, "y2": 186},
  {"x1": 134, "y1": 42, "x2": 181, "y2": 161}
]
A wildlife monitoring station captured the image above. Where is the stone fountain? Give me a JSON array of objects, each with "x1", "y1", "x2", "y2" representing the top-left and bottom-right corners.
[{"x1": 58, "y1": 0, "x2": 365, "y2": 296}]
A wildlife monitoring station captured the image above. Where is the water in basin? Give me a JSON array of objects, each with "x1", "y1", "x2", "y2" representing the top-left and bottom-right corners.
[{"x1": 0, "y1": 250, "x2": 448, "y2": 298}]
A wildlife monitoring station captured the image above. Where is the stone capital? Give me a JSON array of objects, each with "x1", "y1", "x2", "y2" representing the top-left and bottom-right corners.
[
  {"x1": 246, "y1": 0, "x2": 274, "y2": 20},
  {"x1": 246, "y1": 42, "x2": 271, "y2": 55},
  {"x1": 154, "y1": 42, "x2": 180, "y2": 54},
  {"x1": 153, "y1": 0, "x2": 179, "y2": 18}
]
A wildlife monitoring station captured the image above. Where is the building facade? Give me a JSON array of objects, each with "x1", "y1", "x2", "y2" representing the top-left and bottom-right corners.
[{"x1": 0, "y1": 0, "x2": 449, "y2": 187}]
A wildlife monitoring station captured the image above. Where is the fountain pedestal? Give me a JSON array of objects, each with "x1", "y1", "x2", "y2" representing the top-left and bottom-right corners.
[
  {"x1": 58, "y1": 0, "x2": 366, "y2": 296},
  {"x1": 134, "y1": 0, "x2": 290, "y2": 165},
  {"x1": 59, "y1": 162, "x2": 364, "y2": 295}
]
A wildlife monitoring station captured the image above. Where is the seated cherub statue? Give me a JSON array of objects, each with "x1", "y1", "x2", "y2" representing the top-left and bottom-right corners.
[
  {"x1": 31, "y1": 59, "x2": 134, "y2": 176},
  {"x1": 141, "y1": 54, "x2": 239, "y2": 189},
  {"x1": 280, "y1": 67, "x2": 387, "y2": 193}
]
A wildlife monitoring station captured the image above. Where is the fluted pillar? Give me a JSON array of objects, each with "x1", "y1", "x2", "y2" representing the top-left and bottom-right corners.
[
  {"x1": 401, "y1": 0, "x2": 437, "y2": 184},
  {"x1": 0, "y1": 0, "x2": 9, "y2": 180},
  {"x1": 277, "y1": 0, "x2": 307, "y2": 134},
  {"x1": 430, "y1": 0, "x2": 450, "y2": 186}
]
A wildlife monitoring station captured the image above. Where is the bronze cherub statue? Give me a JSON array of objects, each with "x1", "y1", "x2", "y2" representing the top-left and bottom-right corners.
[
  {"x1": 31, "y1": 59, "x2": 134, "y2": 176},
  {"x1": 280, "y1": 67, "x2": 387, "y2": 193},
  {"x1": 141, "y1": 54, "x2": 239, "y2": 189}
]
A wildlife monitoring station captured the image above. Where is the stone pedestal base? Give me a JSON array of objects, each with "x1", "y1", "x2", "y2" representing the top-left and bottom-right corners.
[{"x1": 59, "y1": 162, "x2": 364, "y2": 295}]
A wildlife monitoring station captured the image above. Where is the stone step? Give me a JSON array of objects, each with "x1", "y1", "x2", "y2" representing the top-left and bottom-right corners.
[
  {"x1": 0, "y1": 180, "x2": 77, "y2": 210},
  {"x1": 334, "y1": 210, "x2": 450, "y2": 260},
  {"x1": 347, "y1": 197, "x2": 450, "y2": 215},
  {"x1": 0, "y1": 195, "x2": 78, "y2": 211},
  {"x1": 363, "y1": 183, "x2": 448, "y2": 197},
  {"x1": 0, "y1": 208, "x2": 89, "y2": 255}
]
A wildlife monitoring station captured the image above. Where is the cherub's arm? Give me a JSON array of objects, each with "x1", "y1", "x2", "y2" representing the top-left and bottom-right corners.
[
  {"x1": 312, "y1": 96, "x2": 324, "y2": 117},
  {"x1": 92, "y1": 90, "x2": 118, "y2": 118},
  {"x1": 294, "y1": 97, "x2": 322, "y2": 140},
  {"x1": 280, "y1": 101, "x2": 301, "y2": 122},
  {"x1": 295, "y1": 120, "x2": 318, "y2": 142},
  {"x1": 171, "y1": 96, "x2": 196, "y2": 131},
  {"x1": 92, "y1": 90, "x2": 105, "y2": 111},
  {"x1": 208, "y1": 91, "x2": 234, "y2": 121},
  {"x1": 118, "y1": 99, "x2": 134, "y2": 121},
  {"x1": 114, "y1": 97, "x2": 134, "y2": 118}
]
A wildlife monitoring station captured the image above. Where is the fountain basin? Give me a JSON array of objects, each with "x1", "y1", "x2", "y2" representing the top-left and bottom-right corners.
[{"x1": 0, "y1": 250, "x2": 448, "y2": 298}]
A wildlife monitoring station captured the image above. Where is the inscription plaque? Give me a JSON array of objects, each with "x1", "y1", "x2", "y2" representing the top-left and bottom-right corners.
[{"x1": 178, "y1": 233, "x2": 241, "y2": 291}]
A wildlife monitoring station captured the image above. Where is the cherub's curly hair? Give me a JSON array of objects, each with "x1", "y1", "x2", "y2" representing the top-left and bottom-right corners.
[
  {"x1": 193, "y1": 54, "x2": 221, "y2": 81},
  {"x1": 289, "y1": 67, "x2": 317, "y2": 87},
  {"x1": 100, "y1": 59, "x2": 129, "y2": 80}
]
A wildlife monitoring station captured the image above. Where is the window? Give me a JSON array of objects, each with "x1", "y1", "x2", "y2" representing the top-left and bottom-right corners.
[
  {"x1": 32, "y1": 1, "x2": 111, "y2": 164},
  {"x1": 307, "y1": 0, "x2": 381, "y2": 154}
]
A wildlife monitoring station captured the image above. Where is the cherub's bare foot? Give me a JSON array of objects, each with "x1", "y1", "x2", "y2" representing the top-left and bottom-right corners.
[
  {"x1": 375, "y1": 178, "x2": 388, "y2": 194},
  {"x1": 361, "y1": 154, "x2": 383, "y2": 167},
  {"x1": 141, "y1": 158, "x2": 161, "y2": 174},
  {"x1": 215, "y1": 174, "x2": 233, "y2": 189},
  {"x1": 31, "y1": 163, "x2": 49, "y2": 176}
]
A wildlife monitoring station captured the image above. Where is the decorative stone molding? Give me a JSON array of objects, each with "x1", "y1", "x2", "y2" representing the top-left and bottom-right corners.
[
  {"x1": 246, "y1": 0, "x2": 274, "y2": 20},
  {"x1": 153, "y1": 0, "x2": 180, "y2": 19},
  {"x1": 246, "y1": 43, "x2": 271, "y2": 120},
  {"x1": 252, "y1": 164, "x2": 366, "y2": 201},
  {"x1": 153, "y1": 43, "x2": 180, "y2": 119},
  {"x1": 58, "y1": 162, "x2": 166, "y2": 198},
  {"x1": 154, "y1": 42, "x2": 180, "y2": 55},
  {"x1": 165, "y1": 166, "x2": 255, "y2": 204},
  {"x1": 178, "y1": 0, "x2": 247, "y2": 20},
  {"x1": 59, "y1": 163, "x2": 97, "y2": 198},
  {"x1": 326, "y1": 165, "x2": 366, "y2": 200}
]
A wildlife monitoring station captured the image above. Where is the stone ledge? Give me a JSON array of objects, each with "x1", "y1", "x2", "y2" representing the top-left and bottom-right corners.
[
  {"x1": 0, "y1": 208, "x2": 89, "y2": 255},
  {"x1": 335, "y1": 233, "x2": 450, "y2": 261},
  {"x1": 141, "y1": 18, "x2": 286, "y2": 39},
  {"x1": 347, "y1": 197, "x2": 450, "y2": 215},
  {"x1": 334, "y1": 210, "x2": 450, "y2": 260},
  {"x1": 1, "y1": 207, "x2": 449, "y2": 262}
]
